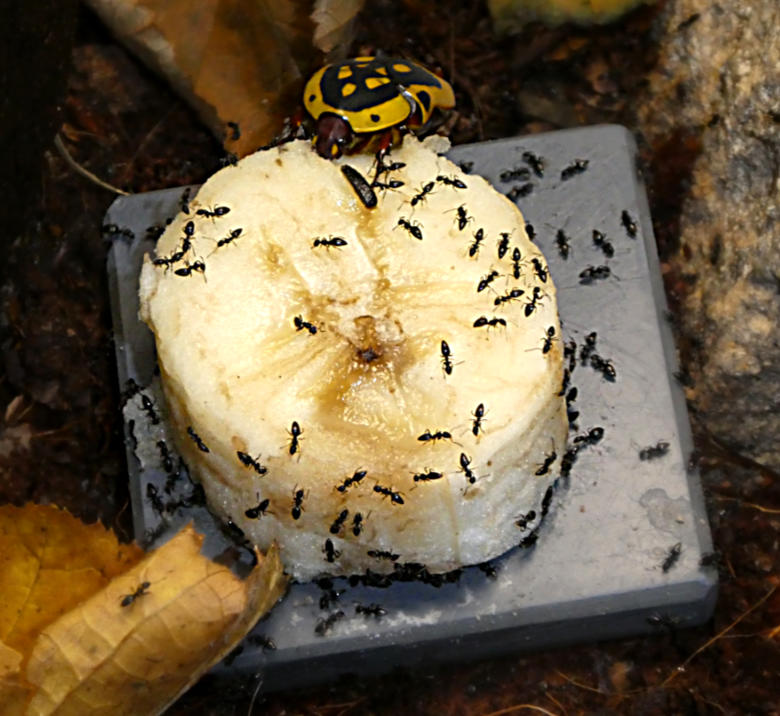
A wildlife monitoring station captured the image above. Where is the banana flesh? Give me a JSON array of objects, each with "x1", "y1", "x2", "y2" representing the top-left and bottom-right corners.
[{"x1": 139, "y1": 136, "x2": 568, "y2": 581}]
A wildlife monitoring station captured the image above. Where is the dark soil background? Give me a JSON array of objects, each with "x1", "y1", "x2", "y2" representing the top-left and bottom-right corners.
[{"x1": 1, "y1": 1, "x2": 778, "y2": 714}]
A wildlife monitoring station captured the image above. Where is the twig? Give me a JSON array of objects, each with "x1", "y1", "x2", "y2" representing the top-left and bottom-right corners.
[
  {"x1": 661, "y1": 583, "x2": 779, "y2": 687},
  {"x1": 714, "y1": 495, "x2": 780, "y2": 515},
  {"x1": 246, "y1": 672, "x2": 264, "y2": 715},
  {"x1": 554, "y1": 670, "x2": 607, "y2": 695},
  {"x1": 481, "y1": 705, "x2": 559, "y2": 716},
  {"x1": 54, "y1": 133, "x2": 131, "y2": 196},
  {"x1": 544, "y1": 691, "x2": 568, "y2": 716}
]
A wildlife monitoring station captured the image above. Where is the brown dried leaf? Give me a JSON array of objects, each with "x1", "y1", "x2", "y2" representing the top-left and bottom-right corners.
[
  {"x1": 84, "y1": 0, "x2": 364, "y2": 157},
  {"x1": 0, "y1": 503, "x2": 144, "y2": 657},
  {"x1": 25, "y1": 525, "x2": 287, "y2": 716}
]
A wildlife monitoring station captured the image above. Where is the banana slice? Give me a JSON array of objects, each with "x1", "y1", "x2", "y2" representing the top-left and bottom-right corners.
[{"x1": 139, "y1": 136, "x2": 568, "y2": 581}]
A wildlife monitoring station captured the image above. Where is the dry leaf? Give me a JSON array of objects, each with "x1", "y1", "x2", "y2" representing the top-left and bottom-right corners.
[
  {"x1": 489, "y1": 0, "x2": 654, "y2": 31},
  {"x1": 25, "y1": 525, "x2": 287, "y2": 716},
  {"x1": 0, "y1": 642, "x2": 32, "y2": 715},
  {"x1": 0, "y1": 503, "x2": 144, "y2": 657},
  {"x1": 84, "y1": 0, "x2": 364, "y2": 157}
]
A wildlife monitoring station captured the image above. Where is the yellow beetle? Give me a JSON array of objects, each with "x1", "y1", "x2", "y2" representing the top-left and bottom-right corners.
[{"x1": 303, "y1": 56, "x2": 455, "y2": 159}]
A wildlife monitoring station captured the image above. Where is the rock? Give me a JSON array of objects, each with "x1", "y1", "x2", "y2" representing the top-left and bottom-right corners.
[{"x1": 634, "y1": 2, "x2": 780, "y2": 469}]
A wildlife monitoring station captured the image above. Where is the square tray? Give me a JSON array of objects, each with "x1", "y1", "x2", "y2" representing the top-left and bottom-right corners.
[{"x1": 106, "y1": 125, "x2": 716, "y2": 691}]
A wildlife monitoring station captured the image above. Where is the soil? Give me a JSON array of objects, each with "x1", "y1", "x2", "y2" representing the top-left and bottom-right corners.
[{"x1": 1, "y1": 1, "x2": 778, "y2": 714}]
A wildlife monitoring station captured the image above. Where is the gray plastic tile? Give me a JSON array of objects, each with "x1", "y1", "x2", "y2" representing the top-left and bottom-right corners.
[{"x1": 105, "y1": 125, "x2": 716, "y2": 691}]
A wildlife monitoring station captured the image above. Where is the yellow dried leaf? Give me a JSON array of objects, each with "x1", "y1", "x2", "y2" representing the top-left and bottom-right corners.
[
  {"x1": 84, "y1": 0, "x2": 363, "y2": 157},
  {"x1": 489, "y1": 0, "x2": 654, "y2": 31},
  {"x1": 0, "y1": 504, "x2": 143, "y2": 656},
  {"x1": 25, "y1": 525, "x2": 287, "y2": 716},
  {"x1": 0, "y1": 641, "x2": 32, "y2": 715}
]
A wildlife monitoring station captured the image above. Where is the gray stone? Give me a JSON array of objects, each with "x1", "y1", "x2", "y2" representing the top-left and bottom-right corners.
[{"x1": 635, "y1": 1, "x2": 780, "y2": 469}]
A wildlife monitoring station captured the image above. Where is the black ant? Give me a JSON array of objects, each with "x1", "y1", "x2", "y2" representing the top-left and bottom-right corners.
[
  {"x1": 510, "y1": 247, "x2": 524, "y2": 280},
  {"x1": 507, "y1": 183, "x2": 533, "y2": 201},
  {"x1": 356, "y1": 603, "x2": 387, "y2": 617},
  {"x1": 373, "y1": 179, "x2": 405, "y2": 192},
  {"x1": 563, "y1": 339, "x2": 577, "y2": 371},
  {"x1": 497, "y1": 232, "x2": 511, "y2": 259},
  {"x1": 661, "y1": 542, "x2": 682, "y2": 572},
  {"x1": 174, "y1": 261, "x2": 206, "y2": 277},
  {"x1": 184, "y1": 220, "x2": 195, "y2": 237},
  {"x1": 515, "y1": 509, "x2": 537, "y2": 530},
  {"x1": 330, "y1": 508, "x2": 349, "y2": 535},
  {"x1": 373, "y1": 484, "x2": 404, "y2": 505},
  {"x1": 559, "y1": 367, "x2": 572, "y2": 397},
  {"x1": 397, "y1": 217, "x2": 423, "y2": 240},
  {"x1": 288, "y1": 421, "x2": 303, "y2": 455},
  {"x1": 336, "y1": 469, "x2": 367, "y2": 493},
  {"x1": 373, "y1": 157, "x2": 406, "y2": 181},
  {"x1": 179, "y1": 187, "x2": 192, "y2": 214},
  {"x1": 459, "y1": 452, "x2": 476, "y2": 484},
  {"x1": 237, "y1": 451, "x2": 267, "y2": 475},
  {"x1": 590, "y1": 354, "x2": 617, "y2": 381},
  {"x1": 248, "y1": 634, "x2": 276, "y2": 652},
  {"x1": 440, "y1": 340, "x2": 453, "y2": 375},
  {"x1": 541, "y1": 485, "x2": 554, "y2": 517},
  {"x1": 540, "y1": 326, "x2": 556, "y2": 354},
  {"x1": 524, "y1": 286, "x2": 544, "y2": 317},
  {"x1": 580, "y1": 331, "x2": 598, "y2": 363},
  {"x1": 639, "y1": 441, "x2": 670, "y2": 460},
  {"x1": 532, "y1": 257, "x2": 548, "y2": 283},
  {"x1": 556, "y1": 229, "x2": 570, "y2": 259},
  {"x1": 621, "y1": 210, "x2": 638, "y2": 237},
  {"x1": 157, "y1": 440, "x2": 174, "y2": 473},
  {"x1": 560, "y1": 159, "x2": 589, "y2": 180},
  {"x1": 519, "y1": 529, "x2": 540, "y2": 548},
  {"x1": 146, "y1": 483, "x2": 166, "y2": 514},
  {"x1": 245, "y1": 498, "x2": 270, "y2": 519},
  {"x1": 323, "y1": 538, "x2": 340, "y2": 563},
  {"x1": 436, "y1": 175, "x2": 467, "y2": 189},
  {"x1": 342, "y1": 164, "x2": 378, "y2": 208},
  {"x1": 291, "y1": 487, "x2": 305, "y2": 520},
  {"x1": 313, "y1": 236, "x2": 347, "y2": 249},
  {"x1": 413, "y1": 470, "x2": 443, "y2": 482},
  {"x1": 417, "y1": 429, "x2": 452, "y2": 443},
  {"x1": 579, "y1": 265, "x2": 611, "y2": 284},
  {"x1": 227, "y1": 121, "x2": 241, "y2": 141},
  {"x1": 522, "y1": 151, "x2": 545, "y2": 177},
  {"x1": 494, "y1": 287, "x2": 524, "y2": 306},
  {"x1": 592, "y1": 230, "x2": 615, "y2": 258},
  {"x1": 315, "y1": 610, "x2": 345, "y2": 636},
  {"x1": 525, "y1": 223, "x2": 536, "y2": 241},
  {"x1": 220, "y1": 152, "x2": 239, "y2": 167},
  {"x1": 196, "y1": 205, "x2": 231, "y2": 218},
  {"x1": 477, "y1": 269, "x2": 499, "y2": 292},
  {"x1": 473, "y1": 316, "x2": 507, "y2": 329},
  {"x1": 468, "y1": 228, "x2": 484, "y2": 257},
  {"x1": 560, "y1": 447, "x2": 579, "y2": 478},
  {"x1": 293, "y1": 315, "x2": 318, "y2": 334},
  {"x1": 535, "y1": 446, "x2": 557, "y2": 475},
  {"x1": 573, "y1": 427, "x2": 605, "y2": 446},
  {"x1": 499, "y1": 167, "x2": 530, "y2": 183},
  {"x1": 453, "y1": 204, "x2": 473, "y2": 231},
  {"x1": 187, "y1": 426, "x2": 209, "y2": 452},
  {"x1": 458, "y1": 160, "x2": 474, "y2": 173},
  {"x1": 121, "y1": 581, "x2": 151, "y2": 607},
  {"x1": 367, "y1": 549, "x2": 399, "y2": 561},
  {"x1": 352, "y1": 512, "x2": 364, "y2": 536},
  {"x1": 141, "y1": 394, "x2": 159, "y2": 425},
  {"x1": 471, "y1": 403, "x2": 486, "y2": 436},
  {"x1": 410, "y1": 181, "x2": 435, "y2": 207},
  {"x1": 217, "y1": 228, "x2": 242, "y2": 247}
]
